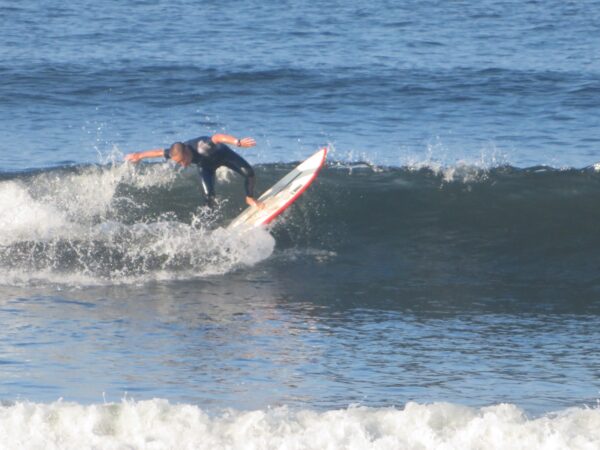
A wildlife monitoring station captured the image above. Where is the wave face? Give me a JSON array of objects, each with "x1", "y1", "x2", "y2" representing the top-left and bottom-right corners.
[
  {"x1": 1, "y1": 160, "x2": 600, "y2": 290},
  {"x1": 1, "y1": 400, "x2": 598, "y2": 450},
  {"x1": 276, "y1": 163, "x2": 600, "y2": 299}
]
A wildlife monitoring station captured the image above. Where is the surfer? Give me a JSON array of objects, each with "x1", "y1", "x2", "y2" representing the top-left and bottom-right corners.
[{"x1": 125, "y1": 134, "x2": 263, "y2": 209}]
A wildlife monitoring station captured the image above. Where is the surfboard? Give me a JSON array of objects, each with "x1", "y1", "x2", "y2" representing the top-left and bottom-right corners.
[{"x1": 228, "y1": 148, "x2": 327, "y2": 230}]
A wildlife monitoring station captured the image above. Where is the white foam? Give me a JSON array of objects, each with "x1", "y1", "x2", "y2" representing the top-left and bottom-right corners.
[
  {"x1": 0, "y1": 163, "x2": 179, "y2": 246},
  {"x1": 0, "y1": 400, "x2": 597, "y2": 450},
  {"x1": 0, "y1": 181, "x2": 76, "y2": 246},
  {"x1": 0, "y1": 163, "x2": 274, "y2": 285},
  {"x1": 0, "y1": 220, "x2": 274, "y2": 286}
]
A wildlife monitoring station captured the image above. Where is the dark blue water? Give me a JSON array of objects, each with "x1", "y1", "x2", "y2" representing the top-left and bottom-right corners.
[{"x1": 1, "y1": 0, "x2": 600, "y2": 447}]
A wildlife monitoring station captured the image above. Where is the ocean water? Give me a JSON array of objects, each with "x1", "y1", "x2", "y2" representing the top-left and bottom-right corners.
[{"x1": 1, "y1": 0, "x2": 600, "y2": 448}]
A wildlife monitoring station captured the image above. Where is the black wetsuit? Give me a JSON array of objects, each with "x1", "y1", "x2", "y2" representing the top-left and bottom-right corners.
[{"x1": 164, "y1": 136, "x2": 255, "y2": 207}]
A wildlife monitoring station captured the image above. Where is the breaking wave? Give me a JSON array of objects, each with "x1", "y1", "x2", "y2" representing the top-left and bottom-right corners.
[
  {"x1": 2, "y1": 156, "x2": 600, "y2": 286},
  {"x1": 1, "y1": 399, "x2": 598, "y2": 450}
]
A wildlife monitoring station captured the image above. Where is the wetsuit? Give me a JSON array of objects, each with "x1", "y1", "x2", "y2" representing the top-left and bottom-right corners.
[{"x1": 164, "y1": 136, "x2": 255, "y2": 207}]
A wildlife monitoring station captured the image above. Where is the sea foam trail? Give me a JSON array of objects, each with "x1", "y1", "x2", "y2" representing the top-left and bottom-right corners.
[{"x1": 0, "y1": 400, "x2": 598, "y2": 450}]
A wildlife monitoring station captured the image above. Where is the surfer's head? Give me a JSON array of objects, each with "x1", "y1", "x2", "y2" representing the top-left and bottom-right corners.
[{"x1": 168, "y1": 142, "x2": 192, "y2": 167}]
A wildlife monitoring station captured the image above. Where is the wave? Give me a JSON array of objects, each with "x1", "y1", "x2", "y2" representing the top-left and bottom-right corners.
[
  {"x1": 279, "y1": 162, "x2": 600, "y2": 293},
  {"x1": 2, "y1": 159, "x2": 600, "y2": 285},
  {"x1": 278, "y1": 161, "x2": 600, "y2": 245},
  {"x1": 0, "y1": 399, "x2": 598, "y2": 450}
]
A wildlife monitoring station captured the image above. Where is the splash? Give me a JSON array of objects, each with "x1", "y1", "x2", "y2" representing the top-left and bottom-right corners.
[
  {"x1": 0, "y1": 162, "x2": 274, "y2": 285},
  {"x1": 327, "y1": 141, "x2": 511, "y2": 183},
  {"x1": 404, "y1": 141, "x2": 509, "y2": 183}
]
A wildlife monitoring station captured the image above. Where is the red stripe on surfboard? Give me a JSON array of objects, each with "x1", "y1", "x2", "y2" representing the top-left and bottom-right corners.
[{"x1": 261, "y1": 147, "x2": 328, "y2": 226}]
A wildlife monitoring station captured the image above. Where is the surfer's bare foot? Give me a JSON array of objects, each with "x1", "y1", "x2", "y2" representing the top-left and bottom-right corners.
[{"x1": 246, "y1": 197, "x2": 265, "y2": 209}]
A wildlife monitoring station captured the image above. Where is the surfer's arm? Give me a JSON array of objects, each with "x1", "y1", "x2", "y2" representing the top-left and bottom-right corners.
[
  {"x1": 211, "y1": 134, "x2": 256, "y2": 148},
  {"x1": 124, "y1": 149, "x2": 165, "y2": 163}
]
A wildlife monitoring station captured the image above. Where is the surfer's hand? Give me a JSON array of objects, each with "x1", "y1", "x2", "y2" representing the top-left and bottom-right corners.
[
  {"x1": 237, "y1": 137, "x2": 256, "y2": 148},
  {"x1": 246, "y1": 197, "x2": 265, "y2": 209},
  {"x1": 125, "y1": 153, "x2": 142, "y2": 163}
]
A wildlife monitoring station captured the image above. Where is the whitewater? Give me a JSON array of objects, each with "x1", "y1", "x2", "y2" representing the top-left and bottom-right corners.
[
  {"x1": 1, "y1": 400, "x2": 599, "y2": 450},
  {"x1": 0, "y1": 160, "x2": 275, "y2": 285}
]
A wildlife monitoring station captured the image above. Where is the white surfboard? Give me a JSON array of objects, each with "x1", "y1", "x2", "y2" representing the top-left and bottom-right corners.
[{"x1": 228, "y1": 148, "x2": 327, "y2": 230}]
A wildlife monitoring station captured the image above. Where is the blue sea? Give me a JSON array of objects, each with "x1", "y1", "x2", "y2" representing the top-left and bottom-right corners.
[{"x1": 1, "y1": 0, "x2": 600, "y2": 448}]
